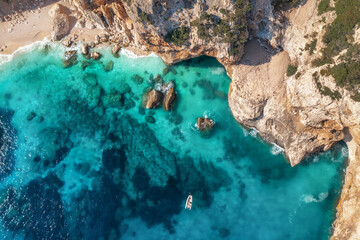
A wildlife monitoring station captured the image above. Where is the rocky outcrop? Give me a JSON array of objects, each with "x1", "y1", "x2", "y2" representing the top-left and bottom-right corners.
[
  {"x1": 81, "y1": 43, "x2": 89, "y2": 55},
  {"x1": 163, "y1": 86, "x2": 176, "y2": 111},
  {"x1": 112, "y1": 44, "x2": 121, "y2": 55},
  {"x1": 197, "y1": 118, "x2": 214, "y2": 132},
  {"x1": 67, "y1": 0, "x2": 250, "y2": 65},
  {"x1": 90, "y1": 52, "x2": 101, "y2": 60},
  {"x1": 144, "y1": 89, "x2": 163, "y2": 109},
  {"x1": 332, "y1": 127, "x2": 360, "y2": 240},
  {"x1": 228, "y1": 49, "x2": 345, "y2": 166}
]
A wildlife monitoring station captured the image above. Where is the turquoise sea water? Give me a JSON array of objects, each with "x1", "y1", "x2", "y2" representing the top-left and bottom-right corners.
[{"x1": 0, "y1": 42, "x2": 348, "y2": 240}]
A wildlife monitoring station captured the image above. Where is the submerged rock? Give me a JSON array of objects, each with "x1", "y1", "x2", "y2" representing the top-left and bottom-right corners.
[
  {"x1": 27, "y1": 112, "x2": 36, "y2": 121},
  {"x1": 90, "y1": 52, "x2": 101, "y2": 60},
  {"x1": 163, "y1": 86, "x2": 176, "y2": 111},
  {"x1": 80, "y1": 61, "x2": 91, "y2": 70},
  {"x1": 124, "y1": 98, "x2": 135, "y2": 110},
  {"x1": 102, "y1": 94, "x2": 123, "y2": 108},
  {"x1": 145, "y1": 115, "x2": 155, "y2": 123},
  {"x1": 132, "y1": 74, "x2": 144, "y2": 84},
  {"x1": 86, "y1": 86, "x2": 102, "y2": 108},
  {"x1": 144, "y1": 89, "x2": 163, "y2": 109},
  {"x1": 63, "y1": 50, "x2": 77, "y2": 68},
  {"x1": 197, "y1": 118, "x2": 214, "y2": 132},
  {"x1": 118, "y1": 82, "x2": 131, "y2": 94},
  {"x1": 103, "y1": 61, "x2": 114, "y2": 72},
  {"x1": 83, "y1": 73, "x2": 97, "y2": 86}
]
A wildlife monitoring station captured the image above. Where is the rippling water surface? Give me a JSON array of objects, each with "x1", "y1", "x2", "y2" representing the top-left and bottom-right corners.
[{"x1": 0, "y1": 43, "x2": 348, "y2": 240}]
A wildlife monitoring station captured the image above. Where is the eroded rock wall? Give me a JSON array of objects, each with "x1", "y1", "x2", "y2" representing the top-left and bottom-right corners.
[{"x1": 67, "y1": 0, "x2": 249, "y2": 65}]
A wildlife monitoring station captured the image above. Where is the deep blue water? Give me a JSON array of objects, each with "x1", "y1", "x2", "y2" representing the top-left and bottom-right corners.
[{"x1": 0, "y1": 42, "x2": 348, "y2": 240}]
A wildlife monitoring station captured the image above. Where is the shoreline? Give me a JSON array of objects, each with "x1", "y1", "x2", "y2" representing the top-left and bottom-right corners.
[
  {"x1": 0, "y1": 38, "x2": 158, "y2": 66},
  {"x1": 0, "y1": 0, "x2": 102, "y2": 55}
]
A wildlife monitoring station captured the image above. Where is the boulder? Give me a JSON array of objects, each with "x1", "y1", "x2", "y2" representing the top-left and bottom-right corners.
[
  {"x1": 62, "y1": 39, "x2": 72, "y2": 47},
  {"x1": 81, "y1": 43, "x2": 89, "y2": 55},
  {"x1": 48, "y1": 3, "x2": 64, "y2": 18},
  {"x1": 197, "y1": 118, "x2": 214, "y2": 132},
  {"x1": 51, "y1": 13, "x2": 70, "y2": 41},
  {"x1": 90, "y1": 52, "x2": 101, "y2": 60},
  {"x1": 163, "y1": 87, "x2": 176, "y2": 111},
  {"x1": 112, "y1": 44, "x2": 121, "y2": 55},
  {"x1": 144, "y1": 89, "x2": 163, "y2": 109}
]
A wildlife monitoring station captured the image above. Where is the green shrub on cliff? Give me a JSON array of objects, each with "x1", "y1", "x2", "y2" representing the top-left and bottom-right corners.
[
  {"x1": 317, "y1": 0, "x2": 334, "y2": 15},
  {"x1": 313, "y1": 72, "x2": 342, "y2": 100},
  {"x1": 138, "y1": 11, "x2": 151, "y2": 23},
  {"x1": 286, "y1": 64, "x2": 297, "y2": 76},
  {"x1": 322, "y1": 0, "x2": 360, "y2": 58},
  {"x1": 189, "y1": 0, "x2": 251, "y2": 56},
  {"x1": 331, "y1": 61, "x2": 360, "y2": 87},
  {"x1": 165, "y1": 26, "x2": 190, "y2": 45},
  {"x1": 272, "y1": 0, "x2": 300, "y2": 11},
  {"x1": 305, "y1": 39, "x2": 317, "y2": 55}
]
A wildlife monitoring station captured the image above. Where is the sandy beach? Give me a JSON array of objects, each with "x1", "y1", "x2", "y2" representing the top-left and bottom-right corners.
[{"x1": 0, "y1": 0, "x2": 102, "y2": 55}]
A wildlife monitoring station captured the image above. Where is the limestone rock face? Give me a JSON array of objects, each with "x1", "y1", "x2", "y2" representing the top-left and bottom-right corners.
[
  {"x1": 332, "y1": 127, "x2": 360, "y2": 240},
  {"x1": 228, "y1": 50, "x2": 345, "y2": 166},
  {"x1": 51, "y1": 13, "x2": 70, "y2": 41},
  {"x1": 68, "y1": 0, "x2": 249, "y2": 65}
]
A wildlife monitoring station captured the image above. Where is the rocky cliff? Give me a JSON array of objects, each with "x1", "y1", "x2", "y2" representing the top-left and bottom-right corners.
[
  {"x1": 65, "y1": 0, "x2": 250, "y2": 65},
  {"x1": 61, "y1": 0, "x2": 360, "y2": 238}
]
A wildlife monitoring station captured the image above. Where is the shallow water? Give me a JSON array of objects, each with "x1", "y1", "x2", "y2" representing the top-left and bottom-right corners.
[{"x1": 0, "y1": 42, "x2": 348, "y2": 240}]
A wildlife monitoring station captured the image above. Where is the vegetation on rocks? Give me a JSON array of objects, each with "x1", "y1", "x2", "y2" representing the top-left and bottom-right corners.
[
  {"x1": 138, "y1": 10, "x2": 151, "y2": 23},
  {"x1": 305, "y1": 39, "x2": 317, "y2": 55},
  {"x1": 272, "y1": 0, "x2": 300, "y2": 11},
  {"x1": 322, "y1": 0, "x2": 360, "y2": 59},
  {"x1": 313, "y1": 72, "x2": 341, "y2": 100},
  {"x1": 312, "y1": 0, "x2": 360, "y2": 94},
  {"x1": 331, "y1": 61, "x2": 360, "y2": 87},
  {"x1": 165, "y1": 26, "x2": 190, "y2": 45},
  {"x1": 190, "y1": 0, "x2": 251, "y2": 56},
  {"x1": 286, "y1": 64, "x2": 297, "y2": 77},
  {"x1": 317, "y1": 0, "x2": 334, "y2": 15}
]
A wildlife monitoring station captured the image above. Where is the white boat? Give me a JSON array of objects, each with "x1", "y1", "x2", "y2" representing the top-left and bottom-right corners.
[{"x1": 185, "y1": 194, "x2": 192, "y2": 210}]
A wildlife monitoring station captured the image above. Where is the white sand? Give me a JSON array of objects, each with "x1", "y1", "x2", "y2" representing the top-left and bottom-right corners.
[{"x1": 0, "y1": 0, "x2": 102, "y2": 54}]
